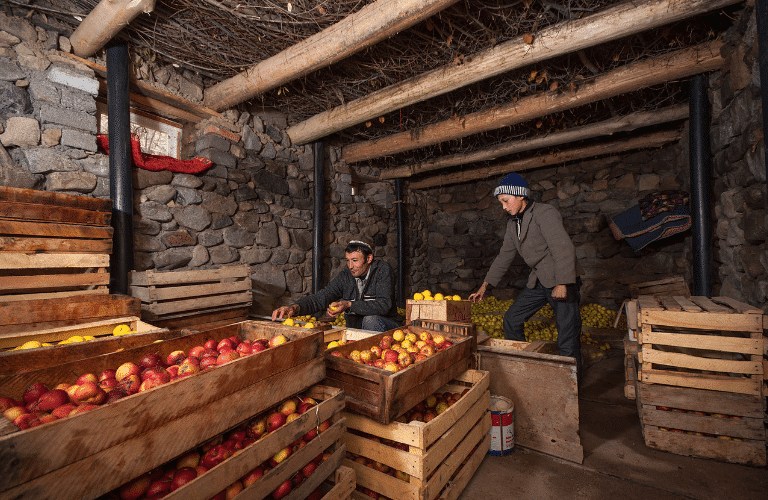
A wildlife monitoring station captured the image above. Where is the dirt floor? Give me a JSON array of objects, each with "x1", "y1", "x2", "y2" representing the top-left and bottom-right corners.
[{"x1": 457, "y1": 349, "x2": 768, "y2": 500}]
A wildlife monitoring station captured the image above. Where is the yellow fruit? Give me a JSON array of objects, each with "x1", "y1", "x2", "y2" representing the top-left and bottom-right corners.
[
  {"x1": 434, "y1": 293, "x2": 444, "y2": 301},
  {"x1": 19, "y1": 340, "x2": 43, "y2": 350},
  {"x1": 83, "y1": 335, "x2": 96, "y2": 341},
  {"x1": 304, "y1": 322, "x2": 315, "y2": 329},
  {"x1": 42, "y1": 342, "x2": 53, "y2": 347},
  {"x1": 283, "y1": 318, "x2": 295, "y2": 326},
  {"x1": 327, "y1": 341, "x2": 340, "y2": 349},
  {"x1": 67, "y1": 335, "x2": 85, "y2": 343},
  {"x1": 112, "y1": 324, "x2": 132, "y2": 336},
  {"x1": 413, "y1": 292, "x2": 424, "y2": 301},
  {"x1": 422, "y1": 290, "x2": 432, "y2": 298},
  {"x1": 453, "y1": 295, "x2": 461, "y2": 301}
]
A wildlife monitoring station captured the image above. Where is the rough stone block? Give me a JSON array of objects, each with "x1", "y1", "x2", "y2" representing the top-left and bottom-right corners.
[
  {"x1": 195, "y1": 133, "x2": 231, "y2": 153},
  {"x1": 39, "y1": 104, "x2": 97, "y2": 132},
  {"x1": 198, "y1": 147, "x2": 236, "y2": 169},
  {"x1": 0, "y1": 116, "x2": 39, "y2": 146},
  {"x1": 175, "y1": 204, "x2": 212, "y2": 232},
  {"x1": 45, "y1": 170, "x2": 97, "y2": 193},
  {"x1": 46, "y1": 64, "x2": 99, "y2": 95},
  {"x1": 60, "y1": 128, "x2": 97, "y2": 151}
]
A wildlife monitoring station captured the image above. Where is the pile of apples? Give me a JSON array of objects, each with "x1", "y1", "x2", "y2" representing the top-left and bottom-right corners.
[
  {"x1": 1, "y1": 334, "x2": 289, "y2": 430},
  {"x1": 115, "y1": 393, "x2": 332, "y2": 500},
  {"x1": 396, "y1": 388, "x2": 470, "y2": 424},
  {"x1": 329, "y1": 329, "x2": 453, "y2": 373}
]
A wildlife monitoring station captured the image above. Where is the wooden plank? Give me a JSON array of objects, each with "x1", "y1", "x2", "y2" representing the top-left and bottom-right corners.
[
  {"x1": 711, "y1": 296, "x2": 764, "y2": 314},
  {"x1": 0, "y1": 294, "x2": 140, "y2": 330},
  {"x1": 643, "y1": 427, "x2": 766, "y2": 466},
  {"x1": 637, "y1": 295, "x2": 662, "y2": 310},
  {"x1": 640, "y1": 331, "x2": 764, "y2": 355},
  {"x1": 640, "y1": 309, "x2": 762, "y2": 332},
  {"x1": 637, "y1": 381, "x2": 765, "y2": 417},
  {"x1": 671, "y1": 296, "x2": 702, "y2": 312},
  {"x1": 0, "y1": 201, "x2": 111, "y2": 226},
  {"x1": 0, "y1": 186, "x2": 112, "y2": 212},
  {"x1": 0, "y1": 271, "x2": 110, "y2": 291},
  {"x1": 688, "y1": 296, "x2": 731, "y2": 313},
  {"x1": 658, "y1": 295, "x2": 683, "y2": 311},
  {"x1": 477, "y1": 345, "x2": 583, "y2": 463},
  {"x1": 641, "y1": 405, "x2": 764, "y2": 440},
  {"x1": 149, "y1": 307, "x2": 249, "y2": 331},
  {"x1": 129, "y1": 265, "x2": 251, "y2": 286},
  {"x1": 0, "y1": 288, "x2": 108, "y2": 303},
  {"x1": 133, "y1": 278, "x2": 251, "y2": 302},
  {"x1": 145, "y1": 290, "x2": 252, "y2": 316},
  {"x1": 0, "y1": 236, "x2": 112, "y2": 253},
  {"x1": 642, "y1": 369, "x2": 760, "y2": 396},
  {"x1": 0, "y1": 252, "x2": 110, "y2": 270},
  {"x1": 320, "y1": 466, "x2": 356, "y2": 500},
  {"x1": 0, "y1": 220, "x2": 113, "y2": 239},
  {"x1": 437, "y1": 434, "x2": 490, "y2": 500}
]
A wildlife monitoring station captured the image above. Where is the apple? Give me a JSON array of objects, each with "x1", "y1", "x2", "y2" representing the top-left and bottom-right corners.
[
  {"x1": 51, "y1": 403, "x2": 78, "y2": 418},
  {"x1": 141, "y1": 366, "x2": 171, "y2": 384},
  {"x1": 405, "y1": 332, "x2": 418, "y2": 344},
  {"x1": 116, "y1": 362, "x2": 141, "y2": 382},
  {"x1": 99, "y1": 377, "x2": 119, "y2": 390},
  {"x1": 32, "y1": 389, "x2": 70, "y2": 411},
  {"x1": 419, "y1": 331, "x2": 433, "y2": 342},
  {"x1": 14, "y1": 412, "x2": 40, "y2": 429},
  {"x1": 420, "y1": 345, "x2": 435, "y2": 357},
  {"x1": 119, "y1": 374, "x2": 142, "y2": 395},
  {"x1": 435, "y1": 402, "x2": 449, "y2": 415},
  {"x1": 201, "y1": 435, "x2": 223, "y2": 453},
  {"x1": 99, "y1": 369, "x2": 117, "y2": 382},
  {"x1": 392, "y1": 329, "x2": 405, "y2": 342},
  {"x1": 432, "y1": 334, "x2": 445, "y2": 345},
  {"x1": 217, "y1": 338, "x2": 235, "y2": 352},
  {"x1": 269, "y1": 334, "x2": 288, "y2": 348},
  {"x1": 330, "y1": 351, "x2": 346, "y2": 358},
  {"x1": 251, "y1": 341, "x2": 268, "y2": 353},
  {"x1": 195, "y1": 464, "x2": 208, "y2": 476},
  {"x1": 4, "y1": 405, "x2": 29, "y2": 422},
  {"x1": 139, "y1": 378, "x2": 165, "y2": 393},
  {"x1": 379, "y1": 336, "x2": 393, "y2": 349},
  {"x1": 270, "y1": 446, "x2": 292, "y2": 466},
  {"x1": 166, "y1": 351, "x2": 186, "y2": 366},
  {"x1": 204, "y1": 339, "x2": 218, "y2": 350},
  {"x1": 166, "y1": 365, "x2": 180, "y2": 379},
  {"x1": 297, "y1": 402, "x2": 314, "y2": 414},
  {"x1": 105, "y1": 389, "x2": 128, "y2": 404},
  {"x1": 216, "y1": 351, "x2": 240, "y2": 365},
  {"x1": 236, "y1": 343, "x2": 252, "y2": 356},
  {"x1": 69, "y1": 403, "x2": 98, "y2": 416},
  {"x1": 241, "y1": 466, "x2": 264, "y2": 487},
  {"x1": 170, "y1": 467, "x2": 198, "y2": 491},
  {"x1": 425, "y1": 395, "x2": 437, "y2": 408},
  {"x1": 373, "y1": 359, "x2": 386, "y2": 369},
  {"x1": 414, "y1": 354, "x2": 428, "y2": 363},
  {"x1": 77, "y1": 374, "x2": 99, "y2": 387},
  {"x1": 267, "y1": 412, "x2": 286, "y2": 432},
  {"x1": 317, "y1": 420, "x2": 330, "y2": 433},
  {"x1": 424, "y1": 411, "x2": 436, "y2": 422},
  {"x1": 188, "y1": 345, "x2": 206, "y2": 359},
  {"x1": 202, "y1": 444, "x2": 233, "y2": 469},
  {"x1": 177, "y1": 451, "x2": 201, "y2": 469},
  {"x1": 139, "y1": 353, "x2": 164, "y2": 370},
  {"x1": 225, "y1": 481, "x2": 244, "y2": 499},
  {"x1": 279, "y1": 399, "x2": 297, "y2": 416},
  {"x1": 22, "y1": 382, "x2": 49, "y2": 405},
  {"x1": 301, "y1": 460, "x2": 318, "y2": 479},
  {"x1": 118, "y1": 473, "x2": 152, "y2": 500},
  {"x1": 222, "y1": 438, "x2": 241, "y2": 452},
  {"x1": 31, "y1": 413, "x2": 59, "y2": 427},
  {"x1": 246, "y1": 417, "x2": 267, "y2": 439},
  {"x1": 145, "y1": 478, "x2": 171, "y2": 498},
  {"x1": 369, "y1": 345, "x2": 382, "y2": 358},
  {"x1": 397, "y1": 352, "x2": 412, "y2": 368},
  {"x1": 272, "y1": 479, "x2": 292, "y2": 499},
  {"x1": 200, "y1": 356, "x2": 219, "y2": 371},
  {"x1": 394, "y1": 469, "x2": 410, "y2": 482},
  {"x1": 72, "y1": 382, "x2": 107, "y2": 405},
  {"x1": 437, "y1": 340, "x2": 453, "y2": 350}
]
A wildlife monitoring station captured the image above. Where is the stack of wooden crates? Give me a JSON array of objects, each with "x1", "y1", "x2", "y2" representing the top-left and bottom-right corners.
[{"x1": 625, "y1": 294, "x2": 767, "y2": 466}]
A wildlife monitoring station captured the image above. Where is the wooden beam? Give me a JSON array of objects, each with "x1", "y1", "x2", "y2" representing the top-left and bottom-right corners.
[
  {"x1": 204, "y1": 0, "x2": 461, "y2": 111},
  {"x1": 344, "y1": 39, "x2": 723, "y2": 163},
  {"x1": 408, "y1": 129, "x2": 682, "y2": 190},
  {"x1": 381, "y1": 104, "x2": 689, "y2": 179},
  {"x1": 70, "y1": 0, "x2": 156, "y2": 58},
  {"x1": 288, "y1": 0, "x2": 740, "y2": 145}
]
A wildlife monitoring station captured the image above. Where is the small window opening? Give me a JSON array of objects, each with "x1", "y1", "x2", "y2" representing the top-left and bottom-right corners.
[{"x1": 96, "y1": 100, "x2": 182, "y2": 158}]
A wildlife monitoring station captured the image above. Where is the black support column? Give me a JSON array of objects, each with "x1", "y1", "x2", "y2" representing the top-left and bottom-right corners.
[
  {"x1": 312, "y1": 141, "x2": 324, "y2": 294},
  {"x1": 689, "y1": 74, "x2": 712, "y2": 297},
  {"x1": 395, "y1": 178, "x2": 405, "y2": 308}
]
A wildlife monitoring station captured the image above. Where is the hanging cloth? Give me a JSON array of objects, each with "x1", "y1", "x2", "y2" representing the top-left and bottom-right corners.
[{"x1": 97, "y1": 134, "x2": 213, "y2": 174}]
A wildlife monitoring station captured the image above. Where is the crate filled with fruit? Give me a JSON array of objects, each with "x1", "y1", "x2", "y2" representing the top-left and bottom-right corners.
[
  {"x1": 0, "y1": 321, "x2": 324, "y2": 500},
  {"x1": 343, "y1": 370, "x2": 490, "y2": 500},
  {"x1": 323, "y1": 326, "x2": 473, "y2": 425},
  {"x1": 102, "y1": 385, "x2": 348, "y2": 500}
]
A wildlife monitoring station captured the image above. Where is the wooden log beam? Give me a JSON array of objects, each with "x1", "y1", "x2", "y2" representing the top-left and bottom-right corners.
[
  {"x1": 381, "y1": 104, "x2": 689, "y2": 179},
  {"x1": 344, "y1": 39, "x2": 723, "y2": 163},
  {"x1": 204, "y1": 0, "x2": 461, "y2": 112},
  {"x1": 289, "y1": 0, "x2": 739, "y2": 146},
  {"x1": 408, "y1": 129, "x2": 682, "y2": 190},
  {"x1": 70, "y1": 0, "x2": 156, "y2": 58}
]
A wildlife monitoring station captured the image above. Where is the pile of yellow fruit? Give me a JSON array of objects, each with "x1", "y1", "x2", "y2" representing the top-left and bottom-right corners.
[
  {"x1": 282, "y1": 314, "x2": 320, "y2": 328},
  {"x1": 580, "y1": 303, "x2": 617, "y2": 329},
  {"x1": 412, "y1": 290, "x2": 462, "y2": 301}
]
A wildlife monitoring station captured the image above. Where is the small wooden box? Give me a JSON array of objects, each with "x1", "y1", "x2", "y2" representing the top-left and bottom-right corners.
[
  {"x1": 637, "y1": 295, "x2": 765, "y2": 396},
  {"x1": 324, "y1": 327, "x2": 473, "y2": 424},
  {"x1": 0, "y1": 321, "x2": 324, "y2": 500},
  {"x1": 343, "y1": 370, "x2": 490, "y2": 500},
  {"x1": 405, "y1": 300, "x2": 471, "y2": 324},
  {"x1": 129, "y1": 265, "x2": 252, "y2": 329},
  {"x1": 635, "y1": 381, "x2": 766, "y2": 466}
]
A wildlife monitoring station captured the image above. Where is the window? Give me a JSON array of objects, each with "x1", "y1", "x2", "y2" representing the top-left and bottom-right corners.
[{"x1": 96, "y1": 100, "x2": 182, "y2": 158}]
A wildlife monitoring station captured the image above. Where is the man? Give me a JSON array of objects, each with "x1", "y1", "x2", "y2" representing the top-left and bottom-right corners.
[
  {"x1": 272, "y1": 238, "x2": 402, "y2": 332},
  {"x1": 469, "y1": 172, "x2": 584, "y2": 382}
]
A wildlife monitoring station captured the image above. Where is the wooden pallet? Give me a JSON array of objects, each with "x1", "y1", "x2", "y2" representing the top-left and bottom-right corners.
[
  {"x1": 343, "y1": 370, "x2": 491, "y2": 500},
  {"x1": 635, "y1": 381, "x2": 767, "y2": 466},
  {"x1": 0, "y1": 321, "x2": 324, "y2": 500},
  {"x1": 129, "y1": 265, "x2": 252, "y2": 327},
  {"x1": 637, "y1": 295, "x2": 766, "y2": 396},
  {"x1": 405, "y1": 299, "x2": 471, "y2": 324},
  {"x1": 324, "y1": 327, "x2": 473, "y2": 424},
  {"x1": 0, "y1": 186, "x2": 113, "y2": 301},
  {"x1": 629, "y1": 276, "x2": 690, "y2": 298}
]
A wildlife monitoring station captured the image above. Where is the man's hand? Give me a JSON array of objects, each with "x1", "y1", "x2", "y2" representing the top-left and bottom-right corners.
[
  {"x1": 468, "y1": 282, "x2": 489, "y2": 303},
  {"x1": 327, "y1": 300, "x2": 351, "y2": 317},
  {"x1": 272, "y1": 304, "x2": 299, "y2": 321},
  {"x1": 551, "y1": 284, "x2": 567, "y2": 300}
]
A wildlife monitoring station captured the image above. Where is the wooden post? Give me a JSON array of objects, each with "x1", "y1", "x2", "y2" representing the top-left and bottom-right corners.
[
  {"x1": 70, "y1": 0, "x2": 156, "y2": 58},
  {"x1": 204, "y1": 0, "x2": 461, "y2": 111},
  {"x1": 344, "y1": 40, "x2": 723, "y2": 163},
  {"x1": 288, "y1": 0, "x2": 740, "y2": 145}
]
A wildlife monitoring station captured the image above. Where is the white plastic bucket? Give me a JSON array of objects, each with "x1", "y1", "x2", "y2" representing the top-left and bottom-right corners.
[{"x1": 488, "y1": 395, "x2": 515, "y2": 456}]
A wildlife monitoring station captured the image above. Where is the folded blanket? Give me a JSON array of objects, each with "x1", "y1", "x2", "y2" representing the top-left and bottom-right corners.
[{"x1": 610, "y1": 203, "x2": 691, "y2": 251}]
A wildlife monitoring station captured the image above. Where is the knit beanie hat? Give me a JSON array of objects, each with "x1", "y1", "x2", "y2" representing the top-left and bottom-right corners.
[{"x1": 493, "y1": 172, "x2": 530, "y2": 198}]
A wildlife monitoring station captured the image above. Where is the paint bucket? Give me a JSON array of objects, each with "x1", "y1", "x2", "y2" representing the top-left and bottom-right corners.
[{"x1": 488, "y1": 395, "x2": 515, "y2": 456}]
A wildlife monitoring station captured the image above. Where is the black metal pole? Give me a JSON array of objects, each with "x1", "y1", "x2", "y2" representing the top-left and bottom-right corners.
[
  {"x1": 689, "y1": 74, "x2": 712, "y2": 297},
  {"x1": 312, "y1": 141, "x2": 324, "y2": 294},
  {"x1": 395, "y1": 178, "x2": 405, "y2": 308},
  {"x1": 756, "y1": 0, "x2": 768, "y2": 204},
  {"x1": 106, "y1": 43, "x2": 133, "y2": 295}
]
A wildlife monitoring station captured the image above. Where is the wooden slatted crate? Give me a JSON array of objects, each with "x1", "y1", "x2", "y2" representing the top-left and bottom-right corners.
[
  {"x1": 0, "y1": 321, "x2": 324, "y2": 500},
  {"x1": 636, "y1": 295, "x2": 766, "y2": 396},
  {"x1": 324, "y1": 327, "x2": 473, "y2": 425},
  {"x1": 0, "y1": 186, "x2": 113, "y2": 301},
  {"x1": 409, "y1": 319, "x2": 476, "y2": 352},
  {"x1": 629, "y1": 276, "x2": 690, "y2": 298},
  {"x1": 342, "y1": 370, "x2": 490, "y2": 500},
  {"x1": 129, "y1": 265, "x2": 252, "y2": 329},
  {"x1": 405, "y1": 299, "x2": 471, "y2": 324},
  {"x1": 318, "y1": 465, "x2": 356, "y2": 500}
]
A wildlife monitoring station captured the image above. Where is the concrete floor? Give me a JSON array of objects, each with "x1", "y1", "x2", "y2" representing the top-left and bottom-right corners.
[{"x1": 458, "y1": 349, "x2": 768, "y2": 500}]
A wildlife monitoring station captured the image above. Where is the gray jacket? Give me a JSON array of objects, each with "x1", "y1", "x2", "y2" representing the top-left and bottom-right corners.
[{"x1": 484, "y1": 201, "x2": 581, "y2": 289}]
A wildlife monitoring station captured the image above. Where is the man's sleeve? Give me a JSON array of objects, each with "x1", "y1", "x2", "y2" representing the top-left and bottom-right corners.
[{"x1": 295, "y1": 271, "x2": 346, "y2": 316}]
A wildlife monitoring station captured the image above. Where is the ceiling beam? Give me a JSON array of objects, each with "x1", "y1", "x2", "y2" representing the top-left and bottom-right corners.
[
  {"x1": 380, "y1": 104, "x2": 689, "y2": 179},
  {"x1": 344, "y1": 39, "x2": 723, "y2": 163},
  {"x1": 70, "y1": 0, "x2": 156, "y2": 57},
  {"x1": 288, "y1": 0, "x2": 740, "y2": 145},
  {"x1": 204, "y1": 0, "x2": 461, "y2": 112},
  {"x1": 408, "y1": 129, "x2": 683, "y2": 190}
]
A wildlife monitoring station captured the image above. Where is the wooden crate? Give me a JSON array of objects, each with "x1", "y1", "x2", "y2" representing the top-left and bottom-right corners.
[
  {"x1": 410, "y1": 318, "x2": 476, "y2": 352},
  {"x1": 0, "y1": 321, "x2": 324, "y2": 500},
  {"x1": 405, "y1": 299, "x2": 471, "y2": 324},
  {"x1": 477, "y1": 338, "x2": 583, "y2": 464},
  {"x1": 128, "y1": 265, "x2": 252, "y2": 327},
  {"x1": 636, "y1": 295, "x2": 766, "y2": 396},
  {"x1": 343, "y1": 370, "x2": 491, "y2": 500},
  {"x1": 324, "y1": 328, "x2": 378, "y2": 345},
  {"x1": 324, "y1": 327, "x2": 473, "y2": 424},
  {"x1": 635, "y1": 381, "x2": 767, "y2": 466},
  {"x1": 0, "y1": 316, "x2": 173, "y2": 375},
  {"x1": 158, "y1": 385, "x2": 347, "y2": 500},
  {"x1": 0, "y1": 294, "x2": 141, "y2": 336},
  {"x1": 629, "y1": 276, "x2": 690, "y2": 298},
  {"x1": 624, "y1": 337, "x2": 639, "y2": 400},
  {"x1": 0, "y1": 186, "x2": 113, "y2": 301}
]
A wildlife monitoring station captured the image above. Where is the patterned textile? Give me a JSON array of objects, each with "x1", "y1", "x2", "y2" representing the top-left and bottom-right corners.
[
  {"x1": 638, "y1": 191, "x2": 689, "y2": 221},
  {"x1": 610, "y1": 202, "x2": 691, "y2": 252}
]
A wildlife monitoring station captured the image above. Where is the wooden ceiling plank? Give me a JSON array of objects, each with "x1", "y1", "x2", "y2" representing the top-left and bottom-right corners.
[
  {"x1": 289, "y1": 0, "x2": 740, "y2": 146},
  {"x1": 70, "y1": 0, "x2": 156, "y2": 58},
  {"x1": 345, "y1": 39, "x2": 723, "y2": 164},
  {"x1": 204, "y1": 0, "x2": 461, "y2": 111},
  {"x1": 407, "y1": 129, "x2": 682, "y2": 190},
  {"x1": 381, "y1": 104, "x2": 689, "y2": 179}
]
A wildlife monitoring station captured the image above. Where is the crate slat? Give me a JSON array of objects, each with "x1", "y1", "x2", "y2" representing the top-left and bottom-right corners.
[
  {"x1": 0, "y1": 200, "x2": 112, "y2": 226},
  {"x1": 129, "y1": 265, "x2": 250, "y2": 286},
  {"x1": 639, "y1": 330, "x2": 763, "y2": 355},
  {"x1": 0, "y1": 270, "x2": 110, "y2": 291},
  {"x1": 0, "y1": 236, "x2": 112, "y2": 253},
  {"x1": 0, "y1": 220, "x2": 113, "y2": 239},
  {"x1": 0, "y1": 252, "x2": 109, "y2": 269},
  {"x1": 0, "y1": 186, "x2": 112, "y2": 212}
]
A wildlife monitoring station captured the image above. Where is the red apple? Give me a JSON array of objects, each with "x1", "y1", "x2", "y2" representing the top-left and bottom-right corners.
[
  {"x1": 166, "y1": 365, "x2": 180, "y2": 379},
  {"x1": 138, "y1": 353, "x2": 164, "y2": 370},
  {"x1": 22, "y1": 382, "x2": 49, "y2": 405},
  {"x1": 301, "y1": 461, "x2": 317, "y2": 478},
  {"x1": 143, "y1": 366, "x2": 171, "y2": 383},
  {"x1": 373, "y1": 359, "x2": 386, "y2": 369},
  {"x1": 116, "y1": 362, "x2": 141, "y2": 382},
  {"x1": 119, "y1": 374, "x2": 142, "y2": 395},
  {"x1": 420, "y1": 345, "x2": 435, "y2": 357},
  {"x1": 0, "y1": 397, "x2": 21, "y2": 412},
  {"x1": 31, "y1": 413, "x2": 58, "y2": 427},
  {"x1": 414, "y1": 354, "x2": 428, "y2": 363},
  {"x1": 13, "y1": 412, "x2": 40, "y2": 429},
  {"x1": 317, "y1": 420, "x2": 330, "y2": 433},
  {"x1": 200, "y1": 356, "x2": 219, "y2": 371},
  {"x1": 369, "y1": 345, "x2": 382, "y2": 358},
  {"x1": 419, "y1": 331, "x2": 433, "y2": 342},
  {"x1": 52, "y1": 403, "x2": 78, "y2": 418},
  {"x1": 99, "y1": 369, "x2": 117, "y2": 382},
  {"x1": 166, "y1": 350, "x2": 186, "y2": 366},
  {"x1": 69, "y1": 403, "x2": 99, "y2": 416},
  {"x1": 4, "y1": 405, "x2": 28, "y2": 422},
  {"x1": 225, "y1": 480, "x2": 244, "y2": 499},
  {"x1": 217, "y1": 338, "x2": 235, "y2": 352},
  {"x1": 251, "y1": 341, "x2": 268, "y2": 353},
  {"x1": 75, "y1": 372, "x2": 98, "y2": 386},
  {"x1": 195, "y1": 464, "x2": 208, "y2": 476},
  {"x1": 270, "y1": 446, "x2": 292, "y2": 466},
  {"x1": 204, "y1": 339, "x2": 218, "y2": 350},
  {"x1": 145, "y1": 478, "x2": 171, "y2": 498},
  {"x1": 99, "y1": 377, "x2": 119, "y2": 390},
  {"x1": 397, "y1": 352, "x2": 412, "y2": 368},
  {"x1": 267, "y1": 411, "x2": 286, "y2": 432},
  {"x1": 202, "y1": 444, "x2": 233, "y2": 469},
  {"x1": 118, "y1": 473, "x2": 151, "y2": 500},
  {"x1": 236, "y1": 342, "x2": 252, "y2": 356},
  {"x1": 188, "y1": 345, "x2": 206, "y2": 359},
  {"x1": 279, "y1": 399, "x2": 297, "y2": 416},
  {"x1": 246, "y1": 417, "x2": 267, "y2": 439},
  {"x1": 272, "y1": 479, "x2": 292, "y2": 499},
  {"x1": 297, "y1": 402, "x2": 314, "y2": 414},
  {"x1": 269, "y1": 334, "x2": 288, "y2": 348},
  {"x1": 139, "y1": 378, "x2": 164, "y2": 393},
  {"x1": 216, "y1": 351, "x2": 240, "y2": 365},
  {"x1": 242, "y1": 466, "x2": 264, "y2": 487},
  {"x1": 32, "y1": 389, "x2": 70, "y2": 411},
  {"x1": 170, "y1": 467, "x2": 198, "y2": 491},
  {"x1": 382, "y1": 349, "x2": 399, "y2": 363},
  {"x1": 72, "y1": 382, "x2": 106, "y2": 405}
]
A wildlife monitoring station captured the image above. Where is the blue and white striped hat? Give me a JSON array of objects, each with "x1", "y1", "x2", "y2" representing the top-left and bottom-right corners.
[{"x1": 493, "y1": 172, "x2": 530, "y2": 198}]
